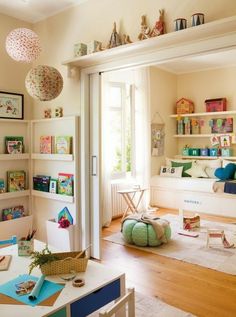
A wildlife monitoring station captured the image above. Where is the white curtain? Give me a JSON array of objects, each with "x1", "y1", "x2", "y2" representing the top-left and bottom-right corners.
[
  {"x1": 133, "y1": 67, "x2": 151, "y2": 209},
  {"x1": 101, "y1": 67, "x2": 151, "y2": 226},
  {"x1": 101, "y1": 75, "x2": 113, "y2": 227}
]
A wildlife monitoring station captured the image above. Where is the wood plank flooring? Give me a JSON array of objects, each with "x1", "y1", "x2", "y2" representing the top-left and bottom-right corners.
[{"x1": 100, "y1": 209, "x2": 236, "y2": 317}]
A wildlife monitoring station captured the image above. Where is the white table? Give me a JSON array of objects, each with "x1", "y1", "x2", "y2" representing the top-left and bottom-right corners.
[
  {"x1": 0, "y1": 240, "x2": 125, "y2": 317},
  {"x1": 118, "y1": 188, "x2": 147, "y2": 221}
]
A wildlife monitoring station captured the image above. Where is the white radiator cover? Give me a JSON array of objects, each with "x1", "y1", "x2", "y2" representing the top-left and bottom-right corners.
[{"x1": 111, "y1": 182, "x2": 135, "y2": 218}]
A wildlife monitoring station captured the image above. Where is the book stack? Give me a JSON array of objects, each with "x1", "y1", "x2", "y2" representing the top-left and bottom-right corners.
[
  {"x1": 33, "y1": 175, "x2": 50, "y2": 192},
  {"x1": 7, "y1": 170, "x2": 26, "y2": 192},
  {"x1": 5, "y1": 136, "x2": 24, "y2": 154}
]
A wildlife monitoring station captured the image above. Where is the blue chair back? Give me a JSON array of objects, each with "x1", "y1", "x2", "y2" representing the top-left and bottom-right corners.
[{"x1": 0, "y1": 235, "x2": 17, "y2": 246}]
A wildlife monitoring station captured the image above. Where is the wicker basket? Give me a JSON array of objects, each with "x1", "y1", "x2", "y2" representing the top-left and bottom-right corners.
[{"x1": 40, "y1": 251, "x2": 88, "y2": 275}]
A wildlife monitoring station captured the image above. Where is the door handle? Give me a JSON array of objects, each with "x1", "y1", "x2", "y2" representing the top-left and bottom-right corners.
[{"x1": 92, "y1": 155, "x2": 97, "y2": 176}]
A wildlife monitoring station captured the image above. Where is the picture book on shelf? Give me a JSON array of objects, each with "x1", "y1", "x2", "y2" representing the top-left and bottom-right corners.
[
  {"x1": 2, "y1": 205, "x2": 25, "y2": 221},
  {"x1": 55, "y1": 136, "x2": 72, "y2": 154},
  {"x1": 39, "y1": 136, "x2": 53, "y2": 154},
  {"x1": 58, "y1": 173, "x2": 73, "y2": 196},
  {"x1": 33, "y1": 175, "x2": 50, "y2": 192},
  {"x1": 5, "y1": 136, "x2": 24, "y2": 154},
  {"x1": 0, "y1": 179, "x2": 5, "y2": 193},
  {"x1": 7, "y1": 170, "x2": 26, "y2": 192}
]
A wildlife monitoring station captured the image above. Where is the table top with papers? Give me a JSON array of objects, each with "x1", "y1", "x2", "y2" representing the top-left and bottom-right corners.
[{"x1": 0, "y1": 240, "x2": 125, "y2": 317}]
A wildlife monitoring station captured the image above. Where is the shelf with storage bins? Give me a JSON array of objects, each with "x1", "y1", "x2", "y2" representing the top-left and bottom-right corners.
[
  {"x1": 30, "y1": 116, "x2": 79, "y2": 251},
  {"x1": 171, "y1": 110, "x2": 236, "y2": 160}
]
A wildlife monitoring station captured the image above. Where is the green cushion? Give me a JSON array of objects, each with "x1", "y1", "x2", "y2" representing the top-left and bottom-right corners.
[
  {"x1": 171, "y1": 161, "x2": 192, "y2": 177},
  {"x1": 122, "y1": 219, "x2": 171, "y2": 247}
]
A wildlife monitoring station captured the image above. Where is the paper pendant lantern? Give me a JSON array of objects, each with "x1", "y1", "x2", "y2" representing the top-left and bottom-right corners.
[
  {"x1": 25, "y1": 65, "x2": 63, "y2": 101},
  {"x1": 6, "y1": 28, "x2": 41, "y2": 63}
]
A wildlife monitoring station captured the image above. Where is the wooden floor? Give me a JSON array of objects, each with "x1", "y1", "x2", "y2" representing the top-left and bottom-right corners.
[{"x1": 100, "y1": 209, "x2": 236, "y2": 317}]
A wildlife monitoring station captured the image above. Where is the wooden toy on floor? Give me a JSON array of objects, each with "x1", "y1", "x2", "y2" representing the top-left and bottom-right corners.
[{"x1": 206, "y1": 229, "x2": 234, "y2": 248}]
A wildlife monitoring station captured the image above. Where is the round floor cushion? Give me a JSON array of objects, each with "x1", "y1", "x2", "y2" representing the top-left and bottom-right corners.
[{"x1": 122, "y1": 218, "x2": 171, "y2": 247}]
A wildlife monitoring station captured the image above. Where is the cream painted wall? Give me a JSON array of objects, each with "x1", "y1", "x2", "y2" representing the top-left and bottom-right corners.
[
  {"x1": 176, "y1": 66, "x2": 236, "y2": 151},
  {"x1": 32, "y1": 0, "x2": 236, "y2": 119},
  {"x1": 0, "y1": 13, "x2": 33, "y2": 119},
  {"x1": 149, "y1": 67, "x2": 177, "y2": 176}
]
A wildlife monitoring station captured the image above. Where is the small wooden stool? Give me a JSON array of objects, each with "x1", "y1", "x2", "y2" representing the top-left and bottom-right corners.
[{"x1": 206, "y1": 229, "x2": 224, "y2": 248}]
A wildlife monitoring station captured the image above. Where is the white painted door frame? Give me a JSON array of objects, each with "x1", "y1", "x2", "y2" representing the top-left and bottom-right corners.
[{"x1": 78, "y1": 19, "x2": 236, "y2": 259}]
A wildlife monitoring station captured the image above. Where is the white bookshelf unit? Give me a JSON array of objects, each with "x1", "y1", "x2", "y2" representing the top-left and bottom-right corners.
[
  {"x1": 0, "y1": 119, "x2": 32, "y2": 240},
  {"x1": 170, "y1": 110, "x2": 236, "y2": 159},
  {"x1": 30, "y1": 116, "x2": 80, "y2": 251}
]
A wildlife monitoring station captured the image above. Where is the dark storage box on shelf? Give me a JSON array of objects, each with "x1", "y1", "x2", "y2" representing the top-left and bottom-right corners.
[
  {"x1": 221, "y1": 148, "x2": 233, "y2": 157},
  {"x1": 205, "y1": 98, "x2": 227, "y2": 112},
  {"x1": 209, "y1": 148, "x2": 218, "y2": 157},
  {"x1": 189, "y1": 148, "x2": 200, "y2": 156},
  {"x1": 200, "y1": 148, "x2": 209, "y2": 156}
]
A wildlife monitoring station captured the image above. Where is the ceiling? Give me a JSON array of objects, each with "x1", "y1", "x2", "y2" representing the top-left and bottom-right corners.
[
  {"x1": 0, "y1": 0, "x2": 87, "y2": 23},
  {"x1": 156, "y1": 48, "x2": 236, "y2": 74}
]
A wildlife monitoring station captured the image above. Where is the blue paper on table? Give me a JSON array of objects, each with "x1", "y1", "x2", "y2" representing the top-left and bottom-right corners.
[{"x1": 0, "y1": 274, "x2": 64, "y2": 307}]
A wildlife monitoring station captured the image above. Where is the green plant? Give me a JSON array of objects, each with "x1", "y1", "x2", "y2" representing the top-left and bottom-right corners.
[{"x1": 29, "y1": 245, "x2": 59, "y2": 274}]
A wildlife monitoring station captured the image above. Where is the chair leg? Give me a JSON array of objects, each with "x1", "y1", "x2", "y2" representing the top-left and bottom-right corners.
[{"x1": 99, "y1": 288, "x2": 135, "y2": 317}]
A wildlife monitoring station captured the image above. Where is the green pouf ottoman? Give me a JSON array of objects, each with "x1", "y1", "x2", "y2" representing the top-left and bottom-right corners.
[{"x1": 122, "y1": 218, "x2": 171, "y2": 247}]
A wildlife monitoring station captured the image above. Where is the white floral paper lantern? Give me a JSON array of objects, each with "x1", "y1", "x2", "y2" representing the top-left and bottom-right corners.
[
  {"x1": 6, "y1": 28, "x2": 41, "y2": 63},
  {"x1": 25, "y1": 65, "x2": 63, "y2": 101}
]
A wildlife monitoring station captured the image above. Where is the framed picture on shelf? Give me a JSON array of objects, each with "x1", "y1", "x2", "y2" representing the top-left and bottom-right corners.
[
  {"x1": 0, "y1": 91, "x2": 24, "y2": 119},
  {"x1": 220, "y1": 135, "x2": 231, "y2": 147}
]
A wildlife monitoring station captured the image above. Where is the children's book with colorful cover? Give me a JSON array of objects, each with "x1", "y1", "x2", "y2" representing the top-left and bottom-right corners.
[
  {"x1": 7, "y1": 170, "x2": 26, "y2": 192},
  {"x1": 58, "y1": 173, "x2": 73, "y2": 196},
  {"x1": 39, "y1": 136, "x2": 52, "y2": 154},
  {"x1": 55, "y1": 136, "x2": 72, "y2": 154},
  {"x1": 5, "y1": 136, "x2": 24, "y2": 154}
]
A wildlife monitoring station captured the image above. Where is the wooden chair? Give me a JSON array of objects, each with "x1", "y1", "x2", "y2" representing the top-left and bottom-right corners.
[
  {"x1": 99, "y1": 288, "x2": 135, "y2": 317},
  {"x1": 0, "y1": 235, "x2": 17, "y2": 246}
]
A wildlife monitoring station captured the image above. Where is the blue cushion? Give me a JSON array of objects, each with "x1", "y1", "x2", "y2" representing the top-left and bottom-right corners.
[{"x1": 215, "y1": 163, "x2": 236, "y2": 180}]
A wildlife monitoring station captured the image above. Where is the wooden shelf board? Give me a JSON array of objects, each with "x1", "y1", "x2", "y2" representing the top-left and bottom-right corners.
[
  {"x1": 31, "y1": 116, "x2": 76, "y2": 123},
  {"x1": 175, "y1": 155, "x2": 236, "y2": 160},
  {"x1": 174, "y1": 133, "x2": 235, "y2": 138},
  {"x1": 0, "y1": 153, "x2": 30, "y2": 160},
  {"x1": 170, "y1": 110, "x2": 236, "y2": 118},
  {"x1": 0, "y1": 119, "x2": 30, "y2": 123},
  {"x1": 31, "y1": 190, "x2": 74, "y2": 203},
  {"x1": 31, "y1": 153, "x2": 73, "y2": 161},
  {"x1": 0, "y1": 190, "x2": 30, "y2": 200},
  {"x1": 62, "y1": 16, "x2": 236, "y2": 70}
]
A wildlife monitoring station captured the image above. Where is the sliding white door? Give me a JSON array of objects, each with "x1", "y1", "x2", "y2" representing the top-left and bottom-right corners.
[{"x1": 89, "y1": 73, "x2": 102, "y2": 259}]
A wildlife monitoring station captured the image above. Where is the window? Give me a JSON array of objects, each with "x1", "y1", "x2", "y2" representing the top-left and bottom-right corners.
[{"x1": 106, "y1": 82, "x2": 134, "y2": 178}]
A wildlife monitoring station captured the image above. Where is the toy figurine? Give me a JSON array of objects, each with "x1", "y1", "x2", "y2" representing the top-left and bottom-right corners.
[
  {"x1": 44, "y1": 108, "x2": 51, "y2": 119},
  {"x1": 107, "y1": 22, "x2": 122, "y2": 49},
  {"x1": 55, "y1": 107, "x2": 63, "y2": 117},
  {"x1": 123, "y1": 34, "x2": 132, "y2": 44},
  {"x1": 138, "y1": 15, "x2": 151, "y2": 40},
  {"x1": 151, "y1": 10, "x2": 165, "y2": 37},
  {"x1": 95, "y1": 42, "x2": 106, "y2": 52}
]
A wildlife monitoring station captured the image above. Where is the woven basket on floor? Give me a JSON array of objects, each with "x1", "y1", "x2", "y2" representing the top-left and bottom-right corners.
[{"x1": 40, "y1": 251, "x2": 88, "y2": 275}]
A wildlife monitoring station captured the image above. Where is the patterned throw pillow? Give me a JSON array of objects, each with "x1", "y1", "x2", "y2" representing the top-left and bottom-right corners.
[
  {"x1": 171, "y1": 161, "x2": 192, "y2": 177},
  {"x1": 160, "y1": 166, "x2": 183, "y2": 178},
  {"x1": 185, "y1": 162, "x2": 208, "y2": 178}
]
